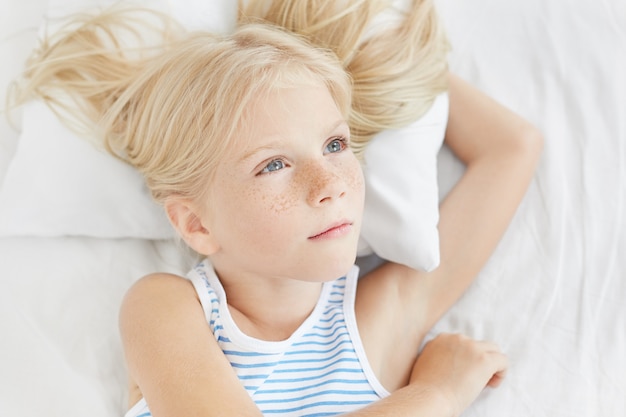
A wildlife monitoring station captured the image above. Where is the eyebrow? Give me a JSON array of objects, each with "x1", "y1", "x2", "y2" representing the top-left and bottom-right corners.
[{"x1": 239, "y1": 119, "x2": 349, "y2": 163}]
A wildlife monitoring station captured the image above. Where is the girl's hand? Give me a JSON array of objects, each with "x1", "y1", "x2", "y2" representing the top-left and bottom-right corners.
[{"x1": 410, "y1": 333, "x2": 508, "y2": 417}]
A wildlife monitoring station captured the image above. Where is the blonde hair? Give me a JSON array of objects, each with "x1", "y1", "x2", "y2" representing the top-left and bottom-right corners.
[
  {"x1": 10, "y1": 0, "x2": 448, "y2": 204},
  {"x1": 11, "y1": 6, "x2": 352, "y2": 204},
  {"x1": 240, "y1": 0, "x2": 450, "y2": 156}
]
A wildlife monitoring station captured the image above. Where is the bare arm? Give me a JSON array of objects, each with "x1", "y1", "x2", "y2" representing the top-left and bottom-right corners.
[
  {"x1": 357, "y1": 72, "x2": 542, "y2": 389},
  {"x1": 120, "y1": 274, "x2": 264, "y2": 417},
  {"x1": 419, "y1": 73, "x2": 543, "y2": 324}
]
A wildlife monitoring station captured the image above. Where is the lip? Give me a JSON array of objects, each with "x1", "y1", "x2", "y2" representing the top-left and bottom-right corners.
[{"x1": 308, "y1": 220, "x2": 353, "y2": 240}]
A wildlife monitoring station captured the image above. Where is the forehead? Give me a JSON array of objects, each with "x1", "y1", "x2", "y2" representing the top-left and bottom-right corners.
[{"x1": 234, "y1": 83, "x2": 345, "y2": 153}]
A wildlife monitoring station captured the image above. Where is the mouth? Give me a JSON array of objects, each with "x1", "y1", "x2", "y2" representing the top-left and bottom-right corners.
[{"x1": 308, "y1": 220, "x2": 353, "y2": 240}]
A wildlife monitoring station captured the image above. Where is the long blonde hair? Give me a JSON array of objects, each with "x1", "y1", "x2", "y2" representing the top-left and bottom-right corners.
[
  {"x1": 240, "y1": 0, "x2": 450, "y2": 156},
  {"x1": 10, "y1": 0, "x2": 448, "y2": 204},
  {"x1": 10, "y1": 6, "x2": 352, "y2": 204}
]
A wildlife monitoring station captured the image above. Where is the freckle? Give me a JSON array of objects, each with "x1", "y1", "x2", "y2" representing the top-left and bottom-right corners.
[{"x1": 270, "y1": 189, "x2": 298, "y2": 214}]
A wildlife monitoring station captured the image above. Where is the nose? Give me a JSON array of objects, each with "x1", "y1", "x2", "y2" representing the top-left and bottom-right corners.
[{"x1": 303, "y1": 160, "x2": 347, "y2": 207}]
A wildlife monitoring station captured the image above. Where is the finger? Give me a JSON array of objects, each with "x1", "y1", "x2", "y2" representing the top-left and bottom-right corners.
[
  {"x1": 487, "y1": 368, "x2": 507, "y2": 388},
  {"x1": 485, "y1": 351, "x2": 508, "y2": 387}
]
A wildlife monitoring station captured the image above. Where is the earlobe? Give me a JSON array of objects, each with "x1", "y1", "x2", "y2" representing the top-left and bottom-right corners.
[{"x1": 164, "y1": 199, "x2": 220, "y2": 255}]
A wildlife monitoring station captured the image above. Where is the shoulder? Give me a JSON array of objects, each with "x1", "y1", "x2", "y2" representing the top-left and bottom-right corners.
[
  {"x1": 120, "y1": 272, "x2": 199, "y2": 326},
  {"x1": 119, "y1": 272, "x2": 204, "y2": 363},
  {"x1": 119, "y1": 272, "x2": 262, "y2": 414},
  {"x1": 124, "y1": 271, "x2": 196, "y2": 296}
]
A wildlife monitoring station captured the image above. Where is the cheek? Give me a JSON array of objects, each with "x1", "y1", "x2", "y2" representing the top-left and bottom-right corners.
[
  {"x1": 241, "y1": 184, "x2": 301, "y2": 252},
  {"x1": 343, "y1": 158, "x2": 365, "y2": 201},
  {"x1": 208, "y1": 171, "x2": 298, "y2": 255},
  {"x1": 234, "y1": 181, "x2": 297, "y2": 225},
  {"x1": 267, "y1": 189, "x2": 299, "y2": 214}
]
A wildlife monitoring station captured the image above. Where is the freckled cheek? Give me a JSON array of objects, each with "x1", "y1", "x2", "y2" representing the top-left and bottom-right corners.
[
  {"x1": 350, "y1": 165, "x2": 365, "y2": 195},
  {"x1": 340, "y1": 159, "x2": 365, "y2": 202},
  {"x1": 244, "y1": 183, "x2": 298, "y2": 219},
  {"x1": 244, "y1": 186, "x2": 303, "y2": 250},
  {"x1": 268, "y1": 194, "x2": 298, "y2": 214},
  {"x1": 216, "y1": 186, "x2": 285, "y2": 249}
]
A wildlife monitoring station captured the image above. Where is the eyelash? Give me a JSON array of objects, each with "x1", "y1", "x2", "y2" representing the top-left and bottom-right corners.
[
  {"x1": 257, "y1": 136, "x2": 349, "y2": 176},
  {"x1": 325, "y1": 136, "x2": 349, "y2": 154},
  {"x1": 259, "y1": 159, "x2": 286, "y2": 174}
]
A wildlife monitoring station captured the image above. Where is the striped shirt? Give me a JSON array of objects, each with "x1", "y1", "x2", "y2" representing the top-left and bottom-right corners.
[{"x1": 125, "y1": 260, "x2": 388, "y2": 417}]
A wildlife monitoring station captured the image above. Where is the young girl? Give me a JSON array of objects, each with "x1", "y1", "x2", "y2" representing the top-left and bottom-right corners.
[{"x1": 12, "y1": 1, "x2": 542, "y2": 416}]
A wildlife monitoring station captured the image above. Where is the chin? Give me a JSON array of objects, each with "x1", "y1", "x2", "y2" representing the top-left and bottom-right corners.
[
  {"x1": 317, "y1": 251, "x2": 358, "y2": 281},
  {"x1": 298, "y1": 237, "x2": 359, "y2": 281},
  {"x1": 294, "y1": 252, "x2": 355, "y2": 282}
]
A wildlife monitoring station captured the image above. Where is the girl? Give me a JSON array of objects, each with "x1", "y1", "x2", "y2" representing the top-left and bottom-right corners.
[{"x1": 11, "y1": 1, "x2": 542, "y2": 416}]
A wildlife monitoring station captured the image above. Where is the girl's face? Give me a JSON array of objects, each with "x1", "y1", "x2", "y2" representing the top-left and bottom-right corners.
[{"x1": 205, "y1": 84, "x2": 365, "y2": 282}]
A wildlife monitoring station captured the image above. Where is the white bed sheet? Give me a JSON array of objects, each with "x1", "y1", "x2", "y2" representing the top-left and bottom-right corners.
[{"x1": 1, "y1": 0, "x2": 625, "y2": 416}]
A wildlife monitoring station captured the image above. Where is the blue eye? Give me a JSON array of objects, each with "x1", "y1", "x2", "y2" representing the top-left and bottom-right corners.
[
  {"x1": 261, "y1": 159, "x2": 285, "y2": 173},
  {"x1": 325, "y1": 138, "x2": 347, "y2": 154}
]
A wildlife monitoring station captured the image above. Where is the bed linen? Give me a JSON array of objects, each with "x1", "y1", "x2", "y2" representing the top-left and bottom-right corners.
[{"x1": 1, "y1": 0, "x2": 625, "y2": 416}]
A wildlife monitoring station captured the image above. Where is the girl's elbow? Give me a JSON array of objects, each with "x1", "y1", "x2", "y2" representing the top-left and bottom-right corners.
[
  {"x1": 523, "y1": 124, "x2": 544, "y2": 157},
  {"x1": 510, "y1": 121, "x2": 544, "y2": 166}
]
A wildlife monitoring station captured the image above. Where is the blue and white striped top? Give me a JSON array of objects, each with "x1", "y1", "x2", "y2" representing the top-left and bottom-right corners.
[{"x1": 125, "y1": 260, "x2": 389, "y2": 417}]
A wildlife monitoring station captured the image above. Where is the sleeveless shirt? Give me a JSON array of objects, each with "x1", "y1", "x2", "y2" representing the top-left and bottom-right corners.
[{"x1": 125, "y1": 260, "x2": 389, "y2": 417}]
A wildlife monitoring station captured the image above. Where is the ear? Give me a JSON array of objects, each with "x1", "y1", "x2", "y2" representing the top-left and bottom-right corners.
[{"x1": 164, "y1": 198, "x2": 220, "y2": 256}]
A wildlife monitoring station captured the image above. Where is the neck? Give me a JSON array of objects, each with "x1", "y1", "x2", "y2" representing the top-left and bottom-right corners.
[{"x1": 218, "y1": 269, "x2": 325, "y2": 342}]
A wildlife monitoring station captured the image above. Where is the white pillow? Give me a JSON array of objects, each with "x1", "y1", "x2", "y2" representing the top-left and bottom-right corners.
[
  {"x1": 0, "y1": 100, "x2": 174, "y2": 239},
  {"x1": 0, "y1": 0, "x2": 237, "y2": 240},
  {"x1": 358, "y1": 92, "x2": 449, "y2": 272}
]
